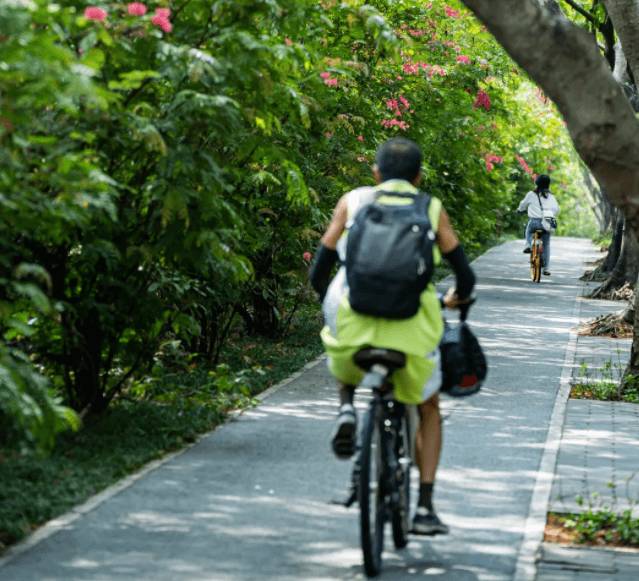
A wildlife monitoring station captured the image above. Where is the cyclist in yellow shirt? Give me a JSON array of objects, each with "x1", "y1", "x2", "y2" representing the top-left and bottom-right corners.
[{"x1": 310, "y1": 137, "x2": 475, "y2": 534}]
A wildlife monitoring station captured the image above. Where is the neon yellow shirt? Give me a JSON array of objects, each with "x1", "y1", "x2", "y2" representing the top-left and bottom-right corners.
[{"x1": 320, "y1": 179, "x2": 444, "y2": 403}]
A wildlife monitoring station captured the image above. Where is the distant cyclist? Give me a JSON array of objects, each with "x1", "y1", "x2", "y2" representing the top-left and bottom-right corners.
[
  {"x1": 310, "y1": 137, "x2": 475, "y2": 535},
  {"x1": 518, "y1": 174, "x2": 560, "y2": 276}
]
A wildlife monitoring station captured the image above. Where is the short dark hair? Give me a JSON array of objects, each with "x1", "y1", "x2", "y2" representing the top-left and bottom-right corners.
[{"x1": 375, "y1": 137, "x2": 422, "y2": 182}]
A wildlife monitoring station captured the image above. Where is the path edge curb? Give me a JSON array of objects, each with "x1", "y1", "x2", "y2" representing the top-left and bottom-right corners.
[{"x1": 0, "y1": 354, "x2": 326, "y2": 570}]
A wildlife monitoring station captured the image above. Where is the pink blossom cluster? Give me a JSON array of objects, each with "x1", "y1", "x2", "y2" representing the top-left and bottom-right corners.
[
  {"x1": 320, "y1": 72, "x2": 338, "y2": 86},
  {"x1": 485, "y1": 153, "x2": 503, "y2": 171},
  {"x1": 303, "y1": 252, "x2": 312, "y2": 262},
  {"x1": 127, "y1": 2, "x2": 146, "y2": 15},
  {"x1": 400, "y1": 61, "x2": 446, "y2": 78},
  {"x1": 473, "y1": 90, "x2": 491, "y2": 110},
  {"x1": 85, "y1": 4, "x2": 171, "y2": 33},
  {"x1": 152, "y1": 8, "x2": 171, "y2": 32},
  {"x1": 443, "y1": 41, "x2": 455, "y2": 48},
  {"x1": 515, "y1": 155, "x2": 534, "y2": 176},
  {"x1": 445, "y1": 6, "x2": 461, "y2": 18},
  {"x1": 84, "y1": 7, "x2": 107, "y2": 21},
  {"x1": 456, "y1": 55, "x2": 470, "y2": 64},
  {"x1": 385, "y1": 95, "x2": 412, "y2": 118},
  {"x1": 382, "y1": 119, "x2": 410, "y2": 130}
]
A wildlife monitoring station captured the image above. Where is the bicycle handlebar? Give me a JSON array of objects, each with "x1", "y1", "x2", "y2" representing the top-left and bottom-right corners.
[{"x1": 438, "y1": 293, "x2": 476, "y2": 322}]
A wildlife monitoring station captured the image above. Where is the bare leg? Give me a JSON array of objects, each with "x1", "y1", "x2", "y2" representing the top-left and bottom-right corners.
[
  {"x1": 412, "y1": 392, "x2": 448, "y2": 533},
  {"x1": 416, "y1": 393, "x2": 441, "y2": 484}
]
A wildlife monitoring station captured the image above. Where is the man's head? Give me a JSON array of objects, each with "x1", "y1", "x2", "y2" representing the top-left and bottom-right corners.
[{"x1": 374, "y1": 137, "x2": 422, "y2": 184}]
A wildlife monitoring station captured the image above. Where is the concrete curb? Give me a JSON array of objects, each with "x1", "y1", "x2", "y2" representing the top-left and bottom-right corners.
[
  {"x1": 513, "y1": 271, "x2": 585, "y2": 581},
  {"x1": 0, "y1": 354, "x2": 326, "y2": 570}
]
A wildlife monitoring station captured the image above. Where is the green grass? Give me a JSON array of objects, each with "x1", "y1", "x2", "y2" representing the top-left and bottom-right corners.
[
  {"x1": 0, "y1": 234, "x2": 509, "y2": 554},
  {"x1": 571, "y1": 358, "x2": 639, "y2": 404}
]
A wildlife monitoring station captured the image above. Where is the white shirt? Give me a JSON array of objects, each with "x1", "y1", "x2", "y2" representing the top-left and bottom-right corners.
[{"x1": 518, "y1": 191, "x2": 560, "y2": 219}]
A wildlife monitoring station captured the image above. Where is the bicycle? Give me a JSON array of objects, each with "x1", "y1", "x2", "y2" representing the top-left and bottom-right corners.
[
  {"x1": 341, "y1": 347, "x2": 414, "y2": 577},
  {"x1": 530, "y1": 227, "x2": 545, "y2": 283}
]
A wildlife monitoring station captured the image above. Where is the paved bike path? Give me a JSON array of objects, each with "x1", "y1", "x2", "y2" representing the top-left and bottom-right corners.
[{"x1": 0, "y1": 237, "x2": 592, "y2": 581}]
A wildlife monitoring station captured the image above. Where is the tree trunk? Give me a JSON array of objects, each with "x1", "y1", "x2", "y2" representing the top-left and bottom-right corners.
[
  {"x1": 591, "y1": 218, "x2": 639, "y2": 298},
  {"x1": 622, "y1": 274, "x2": 639, "y2": 384},
  {"x1": 458, "y1": 0, "x2": 639, "y2": 243},
  {"x1": 603, "y1": 210, "x2": 624, "y2": 272},
  {"x1": 603, "y1": 0, "x2": 639, "y2": 85}
]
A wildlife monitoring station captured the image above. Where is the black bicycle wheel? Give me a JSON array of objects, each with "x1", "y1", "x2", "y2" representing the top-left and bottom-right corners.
[
  {"x1": 359, "y1": 402, "x2": 385, "y2": 577},
  {"x1": 391, "y1": 409, "x2": 411, "y2": 549}
]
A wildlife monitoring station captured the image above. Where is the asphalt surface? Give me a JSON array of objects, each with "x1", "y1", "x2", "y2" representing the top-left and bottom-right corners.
[{"x1": 3, "y1": 237, "x2": 636, "y2": 581}]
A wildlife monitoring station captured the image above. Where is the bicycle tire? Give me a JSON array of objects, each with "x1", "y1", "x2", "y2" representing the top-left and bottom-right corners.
[
  {"x1": 530, "y1": 237, "x2": 541, "y2": 283},
  {"x1": 535, "y1": 240, "x2": 542, "y2": 283},
  {"x1": 359, "y1": 402, "x2": 385, "y2": 577},
  {"x1": 391, "y1": 410, "x2": 411, "y2": 549}
]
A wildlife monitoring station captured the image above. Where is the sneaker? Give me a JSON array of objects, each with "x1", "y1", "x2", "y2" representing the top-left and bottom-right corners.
[
  {"x1": 411, "y1": 507, "x2": 449, "y2": 535},
  {"x1": 543, "y1": 270, "x2": 551, "y2": 276},
  {"x1": 523, "y1": 245, "x2": 532, "y2": 254},
  {"x1": 331, "y1": 404, "x2": 357, "y2": 459}
]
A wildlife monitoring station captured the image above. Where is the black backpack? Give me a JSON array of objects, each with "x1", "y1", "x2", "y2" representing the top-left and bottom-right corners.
[{"x1": 345, "y1": 190, "x2": 435, "y2": 319}]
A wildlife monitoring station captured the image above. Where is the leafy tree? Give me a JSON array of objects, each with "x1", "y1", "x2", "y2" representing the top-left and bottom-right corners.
[{"x1": 0, "y1": 0, "x2": 592, "y2": 452}]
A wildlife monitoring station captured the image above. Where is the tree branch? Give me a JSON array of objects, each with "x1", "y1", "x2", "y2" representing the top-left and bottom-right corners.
[
  {"x1": 460, "y1": 0, "x2": 639, "y2": 240},
  {"x1": 561, "y1": 0, "x2": 595, "y2": 22}
]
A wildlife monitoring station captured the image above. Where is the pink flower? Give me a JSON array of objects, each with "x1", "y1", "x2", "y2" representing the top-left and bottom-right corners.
[
  {"x1": 320, "y1": 72, "x2": 330, "y2": 79},
  {"x1": 155, "y1": 8, "x2": 170, "y2": 17},
  {"x1": 486, "y1": 162, "x2": 493, "y2": 171},
  {"x1": 473, "y1": 89, "x2": 491, "y2": 110},
  {"x1": 151, "y1": 14, "x2": 171, "y2": 32},
  {"x1": 456, "y1": 55, "x2": 470, "y2": 64},
  {"x1": 127, "y1": 2, "x2": 146, "y2": 15},
  {"x1": 303, "y1": 252, "x2": 312, "y2": 262},
  {"x1": 445, "y1": 6, "x2": 461, "y2": 18},
  {"x1": 325, "y1": 78, "x2": 338, "y2": 86},
  {"x1": 357, "y1": 136, "x2": 364, "y2": 142},
  {"x1": 285, "y1": 38, "x2": 292, "y2": 46},
  {"x1": 84, "y1": 7, "x2": 107, "y2": 21}
]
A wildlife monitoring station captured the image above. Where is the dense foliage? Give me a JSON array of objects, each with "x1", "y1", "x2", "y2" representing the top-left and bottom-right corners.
[{"x1": 0, "y1": 0, "x2": 594, "y2": 453}]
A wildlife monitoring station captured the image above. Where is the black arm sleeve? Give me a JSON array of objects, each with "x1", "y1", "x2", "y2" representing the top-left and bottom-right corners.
[
  {"x1": 443, "y1": 244, "x2": 475, "y2": 300},
  {"x1": 310, "y1": 243, "x2": 339, "y2": 301}
]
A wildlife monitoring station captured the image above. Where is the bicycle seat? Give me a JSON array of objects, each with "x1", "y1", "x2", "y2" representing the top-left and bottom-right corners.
[{"x1": 353, "y1": 347, "x2": 406, "y2": 371}]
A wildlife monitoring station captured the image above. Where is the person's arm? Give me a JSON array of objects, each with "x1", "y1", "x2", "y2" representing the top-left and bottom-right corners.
[
  {"x1": 517, "y1": 192, "x2": 532, "y2": 213},
  {"x1": 309, "y1": 195, "x2": 348, "y2": 299},
  {"x1": 436, "y1": 208, "x2": 475, "y2": 308}
]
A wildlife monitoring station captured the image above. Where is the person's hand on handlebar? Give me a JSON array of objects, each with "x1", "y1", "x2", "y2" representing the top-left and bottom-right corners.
[{"x1": 442, "y1": 287, "x2": 475, "y2": 310}]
